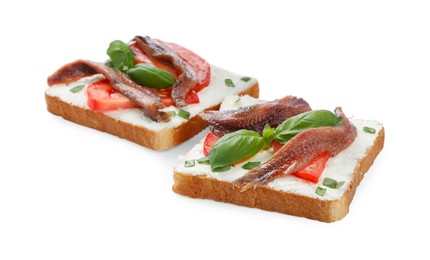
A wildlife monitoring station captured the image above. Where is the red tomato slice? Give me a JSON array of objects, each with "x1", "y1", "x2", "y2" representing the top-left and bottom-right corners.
[
  {"x1": 161, "y1": 41, "x2": 211, "y2": 92},
  {"x1": 271, "y1": 141, "x2": 284, "y2": 153},
  {"x1": 203, "y1": 131, "x2": 221, "y2": 156},
  {"x1": 87, "y1": 79, "x2": 139, "y2": 111},
  {"x1": 292, "y1": 152, "x2": 330, "y2": 183},
  {"x1": 156, "y1": 88, "x2": 200, "y2": 107},
  {"x1": 129, "y1": 43, "x2": 179, "y2": 78},
  {"x1": 185, "y1": 90, "x2": 200, "y2": 104}
]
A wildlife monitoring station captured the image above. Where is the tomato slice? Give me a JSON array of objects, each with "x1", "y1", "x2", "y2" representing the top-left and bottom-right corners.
[
  {"x1": 156, "y1": 88, "x2": 200, "y2": 107},
  {"x1": 292, "y1": 152, "x2": 330, "y2": 183},
  {"x1": 271, "y1": 141, "x2": 284, "y2": 153},
  {"x1": 87, "y1": 79, "x2": 139, "y2": 111},
  {"x1": 129, "y1": 43, "x2": 179, "y2": 78},
  {"x1": 161, "y1": 41, "x2": 211, "y2": 92},
  {"x1": 203, "y1": 131, "x2": 221, "y2": 156},
  {"x1": 185, "y1": 90, "x2": 200, "y2": 104}
]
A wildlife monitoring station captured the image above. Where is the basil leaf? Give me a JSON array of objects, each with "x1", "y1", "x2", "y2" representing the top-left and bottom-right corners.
[
  {"x1": 127, "y1": 63, "x2": 176, "y2": 89},
  {"x1": 242, "y1": 161, "x2": 261, "y2": 170},
  {"x1": 274, "y1": 110, "x2": 343, "y2": 144},
  {"x1": 213, "y1": 165, "x2": 231, "y2": 172},
  {"x1": 106, "y1": 40, "x2": 135, "y2": 72},
  {"x1": 262, "y1": 124, "x2": 275, "y2": 149},
  {"x1": 209, "y1": 130, "x2": 264, "y2": 172}
]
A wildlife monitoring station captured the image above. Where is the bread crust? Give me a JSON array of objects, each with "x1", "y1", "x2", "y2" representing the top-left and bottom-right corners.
[
  {"x1": 173, "y1": 127, "x2": 384, "y2": 222},
  {"x1": 45, "y1": 82, "x2": 259, "y2": 150}
]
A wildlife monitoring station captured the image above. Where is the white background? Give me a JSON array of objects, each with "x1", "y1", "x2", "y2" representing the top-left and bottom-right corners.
[{"x1": 1, "y1": 0, "x2": 429, "y2": 259}]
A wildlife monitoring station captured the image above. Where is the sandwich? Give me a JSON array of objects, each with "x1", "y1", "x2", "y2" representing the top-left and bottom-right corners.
[
  {"x1": 45, "y1": 36, "x2": 259, "y2": 150},
  {"x1": 173, "y1": 95, "x2": 384, "y2": 222}
]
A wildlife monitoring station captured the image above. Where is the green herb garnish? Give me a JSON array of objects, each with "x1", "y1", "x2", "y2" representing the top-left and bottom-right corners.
[
  {"x1": 69, "y1": 85, "x2": 85, "y2": 93},
  {"x1": 178, "y1": 110, "x2": 190, "y2": 119},
  {"x1": 323, "y1": 178, "x2": 345, "y2": 189},
  {"x1": 315, "y1": 187, "x2": 326, "y2": 196},
  {"x1": 224, "y1": 78, "x2": 235, "y2": 87},
  {"x1": 197, "y1": 157, "x2": 210, "y2": 164},
  {"x1": 242, "y1": 161, "x2": 261, "y2": 170},
  {"x1": 127, "y1": 64, "x2": 176, "y2": 89},
  {"x1": 106, "y1": 40, "x2": 135, "y2": 72},
  {"x1": 212, "y1": 165, "x2": 231, "y2": 172},
  {"x1": 240, "y1": 76, "x2": 251, "y2": 82},
  {"x1": 184, "y1": 160, "x2": 195, "y2": 167},
  {"x1": 262, "y1": 124, "x2": 275, "y2": 149},
  {"x1": 274, "y1": 110, "x2": 343, "y2": 144},
  {"x1": 363, "y1": 126, "x2": 376, "y2": 134}
]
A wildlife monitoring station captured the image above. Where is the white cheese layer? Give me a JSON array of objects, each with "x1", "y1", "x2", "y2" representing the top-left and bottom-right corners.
[
  {"x1": 174, "y1": 95, "x2": 383, "y2": 200},
  {"x1": 45, "y1": 66, "x2": 257, "y2": 131}
]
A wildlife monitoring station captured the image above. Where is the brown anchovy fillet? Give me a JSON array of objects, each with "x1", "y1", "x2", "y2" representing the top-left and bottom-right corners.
[
  {"x1": 133, "y1": 36, "x2": 198, "y2": 107},
  {"x1": 199, "y1": 96, "x2": 311, "y2": 135},
  {"x1": 47, "y1": 59, "x2": 169, "y2": 122},
  {"x1": 234, "y1": 107, "x2": 357, "y2": 192}
]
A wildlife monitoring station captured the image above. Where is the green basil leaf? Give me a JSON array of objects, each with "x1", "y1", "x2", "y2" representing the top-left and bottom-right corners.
[
  {"x1": 127, "y1": 63, "x2": 176, "y2": 89},
  {"x1": 242, "y1": 161, "x2": 261, "y2": 170},
  {"x1": 213, "y1": 165, "x2": 231, "y2": 172},
  {"x1": 209, "y1": 130, "x2": 264, "y2": 172},
  {"x1": 262, "y1": 124, "x2": 275, "y2": 149},
  {"x1": 106, "y1": 40, "x2": 135, "y2": 72},
  {"x1": 274, "y1": 110, "x2": 343, "y2": 144}
]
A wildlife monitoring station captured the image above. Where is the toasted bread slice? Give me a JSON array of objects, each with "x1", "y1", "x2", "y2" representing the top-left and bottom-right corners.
[
  {"x1": 173, "y1": 101, "x2": 384, "y2": 222},
  {"x1": 45, "y1": 66, "x2": 259, "y2": 150}
]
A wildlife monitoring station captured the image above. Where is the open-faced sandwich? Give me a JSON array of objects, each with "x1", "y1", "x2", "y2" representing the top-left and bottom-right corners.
[
  {"x1": 173, "y1": 95, "x2": 384, "y2": 222},
  {"x1": 45, "y1": 36, "x2": 259, "y2": 150}
]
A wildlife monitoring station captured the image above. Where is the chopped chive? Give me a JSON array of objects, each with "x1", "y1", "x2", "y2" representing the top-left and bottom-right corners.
[
  {"x1": 213, "y1": 165, "x2": 231, "y2": 172},
  {"x1": 178, "y1": 110, "x2": 190, "y2": 119},
  {"x1": 323, "y1": 178, "x2": 338, "y2": 188},
  {"x1": 224, "y1": 78, "x2": 235, "y2": 87},
  {"x1": 323, "y1": 177, "x2": 345, "y2": 189},
  {"x1": 234, "y1": 97, "x2": 241, "y2": 103},
  {"x1": 242, "y1": 161, "x2": 261, "y2": 170},
  {"x1": 363, "y1": 126, "x2": 376, "y2": 134},
  {"x1": 70, "y1": 85, "x2": 85, "y2": 93},
  {"x1": 336, "y1": 181, "x2": 345, "y2": 188},
  {"x1": 240, "y1": 76, "x2": 251, "y2": 82},
  {"x1": 197, "y1": 157, "x2": 210, "y2": 164},
  {"x1": 315, "y1": 187, "x2": 326, "y2": 196},
  {"x1": 184, "y1": 160, "x2": 195, "y2": 167}
]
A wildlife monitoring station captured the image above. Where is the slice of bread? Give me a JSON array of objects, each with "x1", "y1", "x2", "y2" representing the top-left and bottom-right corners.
[
  {"x1": 172, "y1": 97, "x2": 384, "y2": 222},
  {"x1": 45, "y1": 66, "x2": 259, "y2": 150}
]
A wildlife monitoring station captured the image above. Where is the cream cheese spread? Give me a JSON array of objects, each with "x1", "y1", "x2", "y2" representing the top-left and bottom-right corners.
[
  {"x1": 174, "y1": 95, "x2": 382, "y2": 200},
  {"x1": 45, "y1": 65, "x2": 257, "y2": 131}
]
